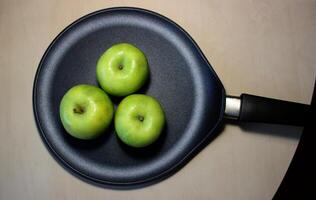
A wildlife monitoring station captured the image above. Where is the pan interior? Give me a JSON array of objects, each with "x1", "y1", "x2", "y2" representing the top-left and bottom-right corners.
[{"x1": 33, "y1": 8, "x2": 224, "y2": 186}]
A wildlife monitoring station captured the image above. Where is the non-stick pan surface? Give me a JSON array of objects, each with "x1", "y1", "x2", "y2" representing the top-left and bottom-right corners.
[{"x1": 33, "y1": 7, "x2": 225, "y2": 187}]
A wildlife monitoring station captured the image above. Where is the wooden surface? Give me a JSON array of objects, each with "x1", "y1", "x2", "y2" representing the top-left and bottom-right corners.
[{"x1": 0, "y1": 0, "x2": 315, "y2": 199}]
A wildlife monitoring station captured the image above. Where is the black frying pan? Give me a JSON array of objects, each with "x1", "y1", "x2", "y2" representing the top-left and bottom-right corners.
[{"x1": 33, "y1": 7, "x2": 310, "y2": 188}]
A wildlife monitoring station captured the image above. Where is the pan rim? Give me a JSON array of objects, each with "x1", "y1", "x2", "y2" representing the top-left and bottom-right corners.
[{"x1": 32, "y1": 6, "x2": 226, "y2": 188}]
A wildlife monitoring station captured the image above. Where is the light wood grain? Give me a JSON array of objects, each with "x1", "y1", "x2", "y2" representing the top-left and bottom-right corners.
[{"x1": 0, "y1": 0, "x2": 315, "y2": 200}]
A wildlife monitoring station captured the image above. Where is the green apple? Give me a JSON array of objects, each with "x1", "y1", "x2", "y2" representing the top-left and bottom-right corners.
[
  {"x1": 96, "y1": 43, "x2": 149, "y2": 96},
  {"x1": 115, "y1": 94, "x2": 165, "y2": 148},
  {"x1": 59, "y1": 84, "x2": 114, "y2": 140}
]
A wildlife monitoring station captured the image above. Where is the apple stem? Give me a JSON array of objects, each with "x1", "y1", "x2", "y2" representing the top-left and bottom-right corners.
[
  {"x1": 137, "y1": 115, "x2": 144, "y2": 122},
  {"x1": 118, "y1": 64, "x2": 123, "y2": 70},
  {"x1": 73, "y1": 106, "x2": 85, "y2": 114}
]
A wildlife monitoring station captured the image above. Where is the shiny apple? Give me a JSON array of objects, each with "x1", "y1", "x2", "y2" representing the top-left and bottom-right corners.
[
  {"x1": 115, "y1": 94, "x2": 165, "y2": 147},
  {"x1": 59, "y1": 84, "x2": 114, "y2": 140},
  {"x1": 96, "y1": 43, "x2": 149, "y2": 96}
]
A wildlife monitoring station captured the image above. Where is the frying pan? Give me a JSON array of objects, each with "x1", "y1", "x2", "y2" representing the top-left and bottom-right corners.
[{"x1": 33, "y1": 7, "x2": 310, "y2": 188}]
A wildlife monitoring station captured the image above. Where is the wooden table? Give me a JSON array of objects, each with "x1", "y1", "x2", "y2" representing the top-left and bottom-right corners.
[{"x1": 1, "y1": 0, "x2": 315, "y2": 199}]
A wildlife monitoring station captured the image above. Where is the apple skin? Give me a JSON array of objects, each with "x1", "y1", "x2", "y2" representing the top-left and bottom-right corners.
[
  {"x1": 59, "y1": 84, "x2": 114, "y2": 140},
  {"x1": 96, "y1": 43, "x2": 149, "y2": 96},
  {"x1": 115, "y1": 94, "x2": 165, "y2": 148}
]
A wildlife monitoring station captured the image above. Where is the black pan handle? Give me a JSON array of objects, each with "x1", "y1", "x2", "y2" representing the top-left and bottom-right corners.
[{"x1": 225, "y1": 94, "x2": 311, "y2": 126}]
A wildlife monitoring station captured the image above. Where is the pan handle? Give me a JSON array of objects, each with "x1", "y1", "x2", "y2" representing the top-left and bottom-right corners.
[{"x1": 224, "y1": 94, "x2": 311, "y2": 126}]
